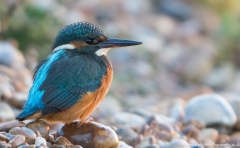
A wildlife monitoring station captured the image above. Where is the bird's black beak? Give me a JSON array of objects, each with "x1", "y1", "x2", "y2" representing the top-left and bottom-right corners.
[{"x1": 98, "y1": 38, "x2": 142, "y2": 48}]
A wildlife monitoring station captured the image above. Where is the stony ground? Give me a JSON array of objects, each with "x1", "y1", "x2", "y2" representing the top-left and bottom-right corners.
[
  {"x1": 1, "y1": 40, "x2": 240, "y2": 148},
  {"x1": 1, "y1": 1, "x2": 240, "y2": 148}
]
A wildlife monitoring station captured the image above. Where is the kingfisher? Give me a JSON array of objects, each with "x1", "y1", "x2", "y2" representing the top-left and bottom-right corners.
[{"x1": 16, "y1": 22, "x2": 141, "y2": 124}]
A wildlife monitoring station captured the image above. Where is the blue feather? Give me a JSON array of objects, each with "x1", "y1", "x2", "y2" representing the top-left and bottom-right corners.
[{"x1": 17, "y1": 50, "x2": 65, "y2": 119}]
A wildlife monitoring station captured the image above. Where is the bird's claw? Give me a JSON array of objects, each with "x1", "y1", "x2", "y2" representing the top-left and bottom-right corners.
[
  {"x1": 77, "y1": 117, "x2": 94, "y2": 128},
  {"x1": 84, "y1": 117, "x2": 94, "y2": 123}
]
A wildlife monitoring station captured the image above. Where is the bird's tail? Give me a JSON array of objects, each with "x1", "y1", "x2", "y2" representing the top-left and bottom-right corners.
[{"x1": 16, "y1": 110, "x2": 36, "y2": 121}]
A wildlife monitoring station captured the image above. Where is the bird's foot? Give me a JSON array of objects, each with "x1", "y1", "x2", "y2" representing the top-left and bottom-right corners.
[
  {"x1": 84, "y1": 117, "x2": 94, "y2": 123},
  {"x1": 77, "y1": 117, "x2": 94, "y2": 127}
]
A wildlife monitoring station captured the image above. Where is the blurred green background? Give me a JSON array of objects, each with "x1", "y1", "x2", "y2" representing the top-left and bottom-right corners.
[{"x1": 1, "y1": 0, "x2": 240, "y2": 104}]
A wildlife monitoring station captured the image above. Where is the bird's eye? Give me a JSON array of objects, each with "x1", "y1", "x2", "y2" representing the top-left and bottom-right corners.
[
  {"x1": 85, "y1": 39, "x2": 99, "y2": 45},
  {"x1": 85, "y1": 39, "x2": 93, "y2": 44}
]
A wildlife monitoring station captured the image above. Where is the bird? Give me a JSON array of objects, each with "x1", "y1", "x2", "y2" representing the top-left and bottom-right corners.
[{"x1": 16, "y1": 22, "x2": 142, "y2": 124}]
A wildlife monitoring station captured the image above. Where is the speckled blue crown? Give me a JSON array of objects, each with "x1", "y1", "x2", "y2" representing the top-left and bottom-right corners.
[{"x1": 52, "y1": 22, "x2": 106, "y2": 50}]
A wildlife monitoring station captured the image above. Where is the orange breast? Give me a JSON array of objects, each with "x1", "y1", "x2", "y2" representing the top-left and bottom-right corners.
[{"x1": 40, "y1": 67, "x2": 113, "y2": 123}]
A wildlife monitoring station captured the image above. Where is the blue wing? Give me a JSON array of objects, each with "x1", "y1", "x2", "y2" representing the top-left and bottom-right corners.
[{"x1": 17, "y1": 49, "x2": 106, "y2": 120}]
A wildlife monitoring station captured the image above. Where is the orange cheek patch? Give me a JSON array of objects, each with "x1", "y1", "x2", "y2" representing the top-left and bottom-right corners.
[{"x1": 70, "y1": 41, "x2": 88, "y2": 50}]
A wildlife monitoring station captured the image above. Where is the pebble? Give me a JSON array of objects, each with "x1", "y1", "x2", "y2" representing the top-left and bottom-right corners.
[
  {"x1": 163, "y1": 44, "x2": 215, "y2": 83},
  {"x1": 131, "y1": 108, "x2": 152, "y2": 119},
  {"x1": 35, "y1": 136, "x2": 47, "y2": 147},
  {"x1": 4, "y1": 133, "x2": 15, "y2": 140},
  {"x1": 116, "y1": 127, "x2": 142, "y2": 147},
  {"x1": 223, "y1": 94, "x2": 240, "y2": 129},
  {"x1": 199, "y1": 128, "x2": 219, "y2": 142},
  {"x1": 0, "y1": 134, "x2": 10, "y2": 142},
  {"x1": 8, "y1": 93, "x2": 28, "y2": 109},
  {"x1": 145, "y1": 144, "x2": 159, "y2": 148},
  {"x1": 228, "y1": 137, "x2": 240, "y2": 148},
  {"x1": 154, "y1": 98, "x2": 186, "y2": 121},
  {"x1": 0, "y1": 84, "x2": 13, "y2": 100},
  {"x1": 199, "y1": 139, "x2": 215, "y2": 148},
  {"x1": 203, "y1": 64, "x2": 235, "y2": 89},
  {"x1": 0, "y1": 120, "x2": 25, "y2": 132},
  {"x1": 9, "y1": 127, "x2": 36, "y2": 144},
  {"x1": 73, "y1": 145, "x2": 83, "y2": 148},
  {"x1": 182, "y1": 125, "x2": 199, "y2": 140},
  {"x1": 54, "y1": 136, "x2": 74, "y2": 147},
  {"x1": 0, "y1": 102, "x2": 15, "y2": 121},
  {"x1": 46, "y1": 142, "x2": 52, "y2": 147},
  {"x1": 58, "y1": 121, "x2": 119, "y2": 148},
  {"x1": 161, "y1": 139, "x2": 189, "y2": 148},
  {"x1": 49, "y1": 122, "x2": 64, "y2": 134},
  {"x1": 184, "y1": 94, "x2": 237, "y2": 127},
  {"x1": 216, "y1": 134, "x2": 230, "y2": 145},
  {"x1": 146, "y1": 115, "x2": 175, "y2": 141},
  {"x1": 51, "y1": 144, "x2": 65, "y2": 148},
  {"x1": 47, "y1": 134, "x2": 54, "y2": 143},
  {"x1": 113, "y1": 112, "x2": 146, "y2": 133},
  {"x1": 18, "y1": 142, "x2": 29, "y2": 147},
  {"x1": 118, "y1": 141, "x2": 133, "y2": 148},
  {"x1": 27, "y1": 120, "x2": 50, "y2": 139},
  {"x1": 9, "y1": 134, "x2": 25, "y2": 147},
  {"x1": 136, "y1": 136, "x2": 156, "y2": 148},
  {"x1": 183, "y1": 120, "x2": 205, "y2": 130},
  {"x1": 0, "y1": 41, "x2": 25, "y2": 68},
  {"x1": 0, "y1": 143, "x2": 11, "y2": 148}
]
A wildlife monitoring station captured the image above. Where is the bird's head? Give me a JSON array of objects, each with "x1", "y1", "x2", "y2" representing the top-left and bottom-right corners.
[{"x1": 52, "y1": 22, "x2": 142, "y2": 56}]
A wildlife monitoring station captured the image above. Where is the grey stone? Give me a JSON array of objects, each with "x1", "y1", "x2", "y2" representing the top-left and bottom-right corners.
[
  {"x1": 161, "y1": 139, "x2": 189, "y2": 148},
  {"x1": 113, "y1": 112, "x2": 146, "y2": 132},
  {"x1": 203, "y1": 64, "x2": 236, "y2": 89},
  {"x1": 0, "y1": 102, "x2": 15, "y2": 121},
  {"x1": 0, "y1": 41, "x2": 25, "y2": 69},
  {"x1": 222, "y1": 94, "x2": 240, "y2": 129},
  {"x1": 136, "y1": 136, "x2": 156, "y2": 148},
  {"x1": 35, "y1": 137, "x2": 47, "y2": 147},
  {"x1": 184, "y1": 94, "x2": 237, "y2": 127},
  {"x1": 118, "y1": 141, "x2": 133, "y2": 148}
]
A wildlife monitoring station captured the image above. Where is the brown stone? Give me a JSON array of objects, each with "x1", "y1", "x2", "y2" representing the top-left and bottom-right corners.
[
  {"x1": 9, "y1": 135, "x2": 25, "y2": 147},
  {"x1": 47, "y1": 135, "x2": 55, "y2": 143},
  {"x1": 58, "y1": 121, "x2": 119, "y2": 148},
  {"x1": 182, "y1": 125, "x2": 199, "y2": 140},
  {"x1": 54, "y1": 136, "x2": 74, "y2": 147},
  {"x1": 146, "y1": 115, "x2": 175, "y2": 141},
  {"x1": 27, "y1": 120, "x2": 50, "y2": 139},
  {"x1": 9, "y1": 127, "x2": 36, "y2": 144},
  {"x1": 216, "y1": 134, "x2": 230, "y2": 144},
  {"x1": 183, "y1": 120, "x2": 205, "y2": 130},
  {"x1": 0, "y1": 134, "x2": 10, "y2": 142}
]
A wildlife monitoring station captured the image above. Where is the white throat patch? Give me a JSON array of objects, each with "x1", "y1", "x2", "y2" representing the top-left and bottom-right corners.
[
  {"x1": 53, "y1": 44, "x2": 75, "y2": 52},
  {"x1": 95, "y1": 48, "x2": 111, "y2": 56}
]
